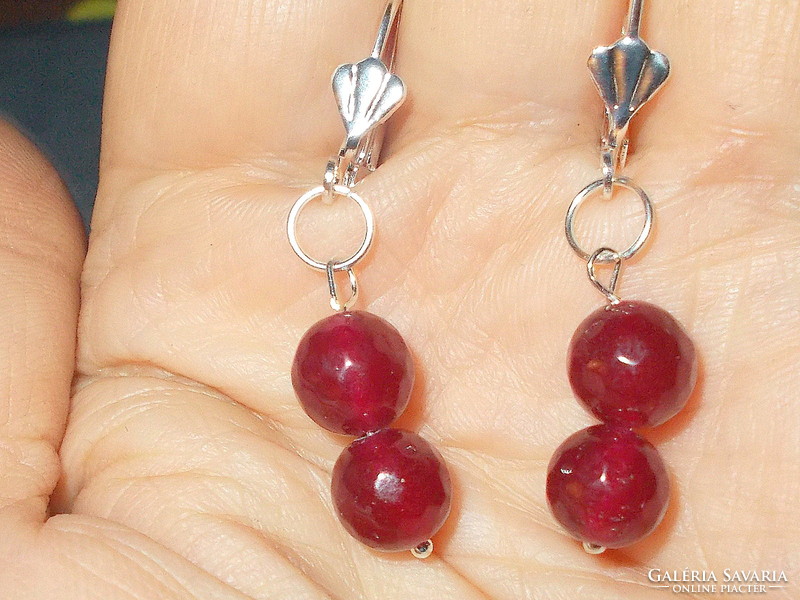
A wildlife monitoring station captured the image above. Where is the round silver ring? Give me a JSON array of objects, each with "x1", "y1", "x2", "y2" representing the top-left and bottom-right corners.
[
  {"x1": 287, "y1": 184, "x2": 374, "y2": 271},
  {"x1": 565, "y1": 177, "x2": 654, "y2": 263}
]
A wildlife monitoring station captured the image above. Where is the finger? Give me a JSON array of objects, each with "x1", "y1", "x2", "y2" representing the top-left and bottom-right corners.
[
  {"x1": 0, "y1": 119, "x2": 84, "y2": 523},
  {"x1": 653, "y1": 0, "x2": 800, "y2": 126},
  {"x1": 637, "y1": 0, "x2": 800, "y2": 178},
  {"x1": 390, "y1": 0, "x2": 626, "y2": 146},
  {"x1": 0, "y1": 121, "x2": 255, "y2": 600},
  {"x1": 391, "y1": 0, "x2": 800, "y2": 178},
  {"x1": 102, "y1": 0, "x2": 388, "y2": 171}
]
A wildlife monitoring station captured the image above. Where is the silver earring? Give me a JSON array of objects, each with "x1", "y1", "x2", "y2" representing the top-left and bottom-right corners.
[
  {"x1": 287, "y1": 1, "x2": 452, "y2": 559},
  {"x1": 547, "y1": 0, "x2": 699, "y2": 554}
]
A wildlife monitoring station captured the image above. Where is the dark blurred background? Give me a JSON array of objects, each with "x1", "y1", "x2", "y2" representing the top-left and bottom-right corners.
[
  {"x1": 0, "y1": 0, "x2": 115, "y2": 226},
  {"x1": 1, "y1": 1, "x2": 77, "y2": 27}
]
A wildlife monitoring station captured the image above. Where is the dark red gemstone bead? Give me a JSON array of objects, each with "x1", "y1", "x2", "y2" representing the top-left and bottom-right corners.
[
  {"x1": 331, "y1": 429, "x2": 452, "y2": 552},
  {"x1": 292, "y1": 311, "x2": 414, "y2": 436},
  {"x1": 546, "y1": 425, "x2": 670, "y2": 549},
  {"x1": 568, "y1": 301, "x2": 698, "y2": 428}
]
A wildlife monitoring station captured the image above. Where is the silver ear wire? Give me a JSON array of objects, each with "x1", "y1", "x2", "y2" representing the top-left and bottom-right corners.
[
  {"x1": 326, "y1": 1, "x2": 406, "y2": 193},
  {"x1": 288, "y1": 1, "x2": 406, "y2": 313},
  {"x1": 588, "y1": 0, "x2": 670, "y2": 198},
  {"x1": 567, "y1": 0, "x2": 667, "y2": 303}
]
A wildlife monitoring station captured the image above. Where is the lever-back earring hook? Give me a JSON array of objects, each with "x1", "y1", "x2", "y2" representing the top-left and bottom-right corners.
[
  {"x1": 624, "y1": 0, "x2": 643, "y2": 37},
  {"x1": 588, "y1": 0, "x2": 669, "y2": 198},
  {"x1": 325, "y1": 1, "x2": 406, "y2": 197},
  {"x1": 372, "y1": 0, "x2": 402, "y2": 68}
]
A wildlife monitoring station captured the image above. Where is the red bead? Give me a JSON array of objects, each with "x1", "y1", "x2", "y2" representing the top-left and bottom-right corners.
[
  {"x1": 546, "y1": 425, "x2": 670, "y2": 549},
  {"x1": 568, "y1": 301, "x2": 697, "y2": 428},
  {"x1": 331, "y1": 429, "x2": 452, "y2": 552},
  {"x1": 292, "y1": 311, "x2": 414, "y2": 436}
]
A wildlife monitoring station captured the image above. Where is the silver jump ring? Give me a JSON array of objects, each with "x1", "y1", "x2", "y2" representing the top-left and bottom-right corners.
[
  {"x1": 327, "y1": 262, "x2": 359, "y2": 311},
  {"x1": 587, "y1": 247, "x2": 622, "y2": 305},
  {"x1": 565, "y1": 177, "x2": 653, "y2": 263},
  {"x1": 287, "y1": 184, "x2": 375, "y2": 271}
]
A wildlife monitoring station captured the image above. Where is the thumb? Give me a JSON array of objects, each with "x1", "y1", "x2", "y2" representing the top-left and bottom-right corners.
[
  {"x1": 0, "y1": 120, "x2": 261, "y2": 600},
  {"x1": 0, "y1": 118, "x2": 84, "y2": 525}
]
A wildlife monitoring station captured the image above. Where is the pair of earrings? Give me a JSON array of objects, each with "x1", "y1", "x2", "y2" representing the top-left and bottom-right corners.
[{"x1": 287, "y1": 0, "x2": 698, "y2": 558}]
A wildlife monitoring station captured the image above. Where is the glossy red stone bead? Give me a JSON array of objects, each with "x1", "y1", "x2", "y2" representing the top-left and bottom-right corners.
[
  {"x1": 292, "y1": 311, "x2": 414, "y2": 436},
  {"x1": 331, "y1": 428, "x2": 452, "y2": 552},
  {"x1": 568, "y1": 301, "x2": 698, "y2": 428},
  {"x1": 546, "y1": 425, "x2": 670, "y2": 549}
]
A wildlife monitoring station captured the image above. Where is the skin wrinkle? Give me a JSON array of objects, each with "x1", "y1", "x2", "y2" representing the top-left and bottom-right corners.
[
  {"x1": 0, "y1": 437, "x2": 59, "y2": 501},
  {"x1": 213, "y1": 513, "x2": 339, "y2": 600},
  {"x1": 341, "y1": 547, "x2": 368, "y2": 600},
  {"x1": 62, "y1": 380, "x2": 231, "y2": 491},
  {"x1": 441, "y1": 447, "x2": 551, "y2": 529},
  {"x1": 93, "y1": 484, "x2": 332, "y2": 598},
  {"x1": 66, "y1": 385, "x2": 305, "y2": 494},
  {"x1": 68, "y1": 461, "x2": 344, "y2": 598},
  {"x1": 390, "y1": 226, "x2": 555, "y2": 417},
  {"x1": 49, "y1": 536, "x2": 176, "y2": 600},
  {"x1": 444, "y1": 556, "x2": 666, "y2": 600},
  {"x1": 431, "y1": 554, "x2": 494, "y2": 600},
  {"x1": 47, "y1": 519, "x2": 253, "y2": 600},
  {"x1": 86, "y1": 458, "x2": 317, "y2": 520}
]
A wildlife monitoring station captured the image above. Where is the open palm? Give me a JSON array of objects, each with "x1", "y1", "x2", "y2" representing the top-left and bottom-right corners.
[{"x1": 2, "y1": 1, "x2": 799, "y2": 598}]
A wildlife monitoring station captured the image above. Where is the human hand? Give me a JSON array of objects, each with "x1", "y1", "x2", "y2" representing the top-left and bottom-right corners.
[{"x1": 2, "y1": 1, "x2": 799, "y2": 598}]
